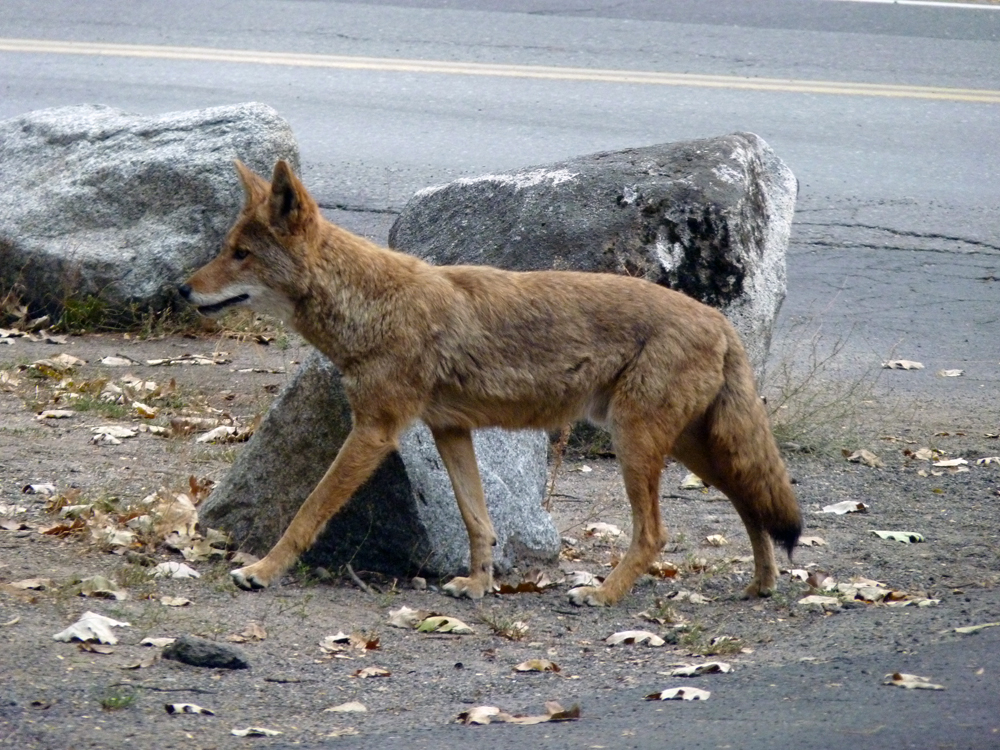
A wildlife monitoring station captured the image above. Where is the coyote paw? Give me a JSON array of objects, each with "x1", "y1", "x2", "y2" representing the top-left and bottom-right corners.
[
  {"x1": 741, "y1": 579, "x2": 775, "y2": 599},
  {"x1": 231, "y1": 563, "x2": 273, "y2": 591},
  {"x1": 442, "y1": 576, "x2": 489, "y2": 600},
  {"x1": 567, "y1": 585, "x2": 608, "y2": 607}
]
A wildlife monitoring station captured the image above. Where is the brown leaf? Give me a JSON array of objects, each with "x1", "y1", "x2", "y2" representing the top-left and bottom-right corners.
[
  {"x1": 648, "y1": 561, "x2": 679, "y2": 578},
  {"x1": 78, "y1": 642, "x2": 115, "y2": 655},
  {"x1": 514, "y1": 659, "x2": 560, "y2": 673},
  {"x1": 8, "y1": 578, "x2": 53, "y2": 590},
  {"x1": 227, "y1": 622, "x2": 266, "y2": 643},
  {"x1": 188, "y1": 476, "x2": 215, "y2": 503},
  {"x1": 352, "y1": 666, "x2": 390, "y2": 678},
  {"x1": 120, "y1": 653, "x2": 160, "y2": 670}
]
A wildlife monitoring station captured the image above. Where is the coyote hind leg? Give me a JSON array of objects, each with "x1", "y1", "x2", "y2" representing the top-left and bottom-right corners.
[
  {"x1": 671, "y1": 424, "x2": 780, "y2": 598},
  {"x1": 432, "y1": 426, "x2": 497, "y2": 600}
]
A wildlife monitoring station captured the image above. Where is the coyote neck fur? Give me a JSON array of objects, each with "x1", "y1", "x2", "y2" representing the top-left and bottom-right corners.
[{"x1": 291, "y1": 222, "x2": 438, "y2": 379}]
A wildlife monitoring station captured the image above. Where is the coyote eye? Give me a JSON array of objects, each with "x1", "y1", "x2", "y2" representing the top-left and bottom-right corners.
[{"x1": 233, "y1": 248, "x2": 250, "y2": 261}]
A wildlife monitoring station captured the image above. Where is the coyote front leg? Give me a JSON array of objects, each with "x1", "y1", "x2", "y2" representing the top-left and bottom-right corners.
[
  {"x1": 232, "y1": 424, "x2": 400, "y2": 590},
  {"x1": 431, "y1": 427, "x2": 497, "y2": 600}
]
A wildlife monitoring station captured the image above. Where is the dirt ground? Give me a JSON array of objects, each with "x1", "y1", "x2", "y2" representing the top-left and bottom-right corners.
[{"x1": 0, "y1": 327, "x2": 998, "y2": 750}]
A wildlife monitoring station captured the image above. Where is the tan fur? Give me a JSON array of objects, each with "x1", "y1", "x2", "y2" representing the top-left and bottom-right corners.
[{"x1": 182, "y1": 160, "x2": 802, "y2": 606}]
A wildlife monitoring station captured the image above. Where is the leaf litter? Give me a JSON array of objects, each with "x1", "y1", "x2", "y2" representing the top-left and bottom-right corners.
[
  {"x1": 52, "y1": 612, "x2": 131, "y2": 644},
  {"x1": 457, "y1": 701, "x2": 580, "y2": 726},
  {"x1": 645, "y1": 687, "x2": 711, "y2": 701}
]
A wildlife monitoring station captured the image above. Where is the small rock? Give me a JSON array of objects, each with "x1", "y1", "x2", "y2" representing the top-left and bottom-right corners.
[
  {"x1": 161, "y1": 635, "x2": 250, "y2": 670},
  {"x1": 411, "y1": 576, "x2": 427, "y2": 591}
]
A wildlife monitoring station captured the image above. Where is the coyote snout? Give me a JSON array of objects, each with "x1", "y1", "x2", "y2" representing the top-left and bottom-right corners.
[{"x1": 183, "y1": 159, "x2": 801, "y2": 607}]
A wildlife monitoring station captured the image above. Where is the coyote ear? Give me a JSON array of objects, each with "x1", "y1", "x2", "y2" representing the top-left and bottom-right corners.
[
  {"x1": 234, "y1": 160, "x2": 268, "y2": 206},
  {"x1": 268, "y1": 160, "x2": 315, "y2": 235}
]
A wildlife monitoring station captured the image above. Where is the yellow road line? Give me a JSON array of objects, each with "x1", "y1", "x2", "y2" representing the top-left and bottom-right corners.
[{"x1": 2, "y1": 37, "x2": 999, "y2": 104}]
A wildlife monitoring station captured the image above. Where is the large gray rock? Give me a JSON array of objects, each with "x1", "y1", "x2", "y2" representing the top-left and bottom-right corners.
[
  {"x1": 200, "y1": 351, "x2": 559, "y2": 579},
  {"x1": 388, "y1": 132, "x2": 796, "y2": 375},
  {"x1": 0, "y1": 103, "x2": 298, "y2": 318}
]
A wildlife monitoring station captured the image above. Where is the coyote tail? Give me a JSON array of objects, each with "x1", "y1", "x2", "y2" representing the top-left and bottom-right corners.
[{"x1": 711, "y1": 328, "x2": 802, "y2": 557}]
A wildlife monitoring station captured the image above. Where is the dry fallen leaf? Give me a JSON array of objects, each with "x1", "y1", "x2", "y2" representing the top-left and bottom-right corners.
[
  {"x1": 22, "y1": 483, "x2": 56, "y2": 496},
  {"x1": 457, "y1": 702, "x2": 580, "y2": 726},
  {"x1": 152, "y1": 492, "x2": 198, "y2": 539},
  {"x1": 8, "y1": 577, "x2": 53, "y2": 590},
  {"x1": 584, "y1": 522, "x2": 622, "y2": 539},
  {"x1": 496, "y1": 569, "x2": 559, "y2": 594},
  {"x1": 99, "y1": 356, "x2": 135, "y2": 367},
  {"x1": 231, "y1": 727, "x2": 282, "y2": 737},
  {"x1": 161, "y1": 596, "x2": 192, "y2": 607},
  {"x1": 387, "y1": 606, "x2": 433, "y2": 629},
  {"x1": 53, "y1": 611, "x2": 131, "y2": 644},
  {"x1": 152, "y1": 561, "x2": 200, "y2": 579},
  {"x1": 954, "y1": 622, "x2": 1000, "y2": 634},
  {"x1": 798, "y1": 536, "x2": 827, "y2": 547},
  {"x1": 352, "y1": 666, "x2": 391, "y2": 678},
  {"x1": 806, "y1": 571, "x2": 836, "y2": 591},
  {"x1": 36, "y1": 409, "x2": 75, "y2": 420},
  {"x1": 169, "y1": 416, "x2": 220, "y2": 435},
  {"x1": 819, "y1": 501, "x2": 869, "y2": 514},
  {"x1": 133, "y1": 401, "x2": 158, "y2": 419},
  {"x1": 937, "y1": 369, "x2": 964, "y2": 377},
  {"x1": 140, "y1": 637, "x2": 176, "y2": 648},
  {"x1": 670, "y1": 661, "x2": 732, "y2": 677},
  {"x1": 165, "y1": 703, "x2": 215, "y2": 715},
  {"x1": 666, "y1": 590, "x2": 712, "y2": 604},
  {"x1": 326, "y1": 727, "x2": 360, "y2": 738},
  {"x1": 871, "y1": 530, "x2": 925, "y2": 544},
  {"x1": 797, "y1": 595, "x2": 841, "y2": 610},
  {"x1": 883, "y1": 360, "x2": 924, "y2": 370},
  {"x1": 933, "y1": 457, "x2": 968, "y2": 468},
  {"x1": 514, "y1": 659, "x2": 560, "y2": 673},
  {"x1": 196, "y1": 425, "x2": 238, "y2": 444},
  {"x1": 325, "y1": 701, "x2": 367, "y2": 713},
  {"x1": 417, "y1": 615, "x2": 474, "y2": 634},
  {"x1": 458, "y1": 705, "x2": 501, "y2": 725},
  {"x1": 74, "y1": 575, "x2": 128, "y2": 601},
  {"x1": 91, "y1": 425, "x2": 137, "y2": 440},
  {"x1": 705, "y1": 534, "x2": 728, "y2": 547},
  {"x1": 606, "y1": 630, "x2": 666, "y2": 647},
  {"x1": 78, "y1": 642, "x2": 115, "y2": 655},
  {"x1": 648, "y1": 560, "x2": 680, "y2": 578},
  {"x1": 228, "y1": 623, "x2": 267, "y2": 643},
  {"x1": 181, "y1": 539, "x2": 227, "y2": 563},
  {"x1": 120, "y1": 653, "x2": 160, "y2": 670},
  {"x1": 680, "y1": 472, "x2": 705, "y2": 490},
  {"x1": 645, "y1": 687, "x2": 711, "y2": 701},
  {"x1": 883, "y1": 672, "x2": 945, "y2": 690},
  {"x1": 844, "y1": 449, "x2": 884, "y2": 468}
]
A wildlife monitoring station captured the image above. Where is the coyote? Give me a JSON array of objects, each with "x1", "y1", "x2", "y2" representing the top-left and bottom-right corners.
[{"x1": 180, "y1": 160, "x2": 801, "y2": 606}]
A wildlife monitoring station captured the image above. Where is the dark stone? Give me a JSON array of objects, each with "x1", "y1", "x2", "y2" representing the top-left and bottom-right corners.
[{"x1": 161, "y1": 635, "x2": 250, "y2": 670}]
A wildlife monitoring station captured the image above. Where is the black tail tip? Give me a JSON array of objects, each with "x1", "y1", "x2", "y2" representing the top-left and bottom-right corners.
[{"x1": 772, "y1": 522, "x2": 802, "y2": 560}]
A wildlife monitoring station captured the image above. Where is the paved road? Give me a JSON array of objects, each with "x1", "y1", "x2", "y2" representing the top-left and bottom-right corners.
[
  {"x1": 2, "y1": 0, "x2": 998, "y2": 389},
  {"x1": 1, "y1": 3, "x2": 998, "y2": 746}
]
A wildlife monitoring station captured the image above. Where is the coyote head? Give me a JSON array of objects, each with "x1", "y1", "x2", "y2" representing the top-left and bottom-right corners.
[{"x1": 179, "y1": 160, "x2": 318, "y2": 322}]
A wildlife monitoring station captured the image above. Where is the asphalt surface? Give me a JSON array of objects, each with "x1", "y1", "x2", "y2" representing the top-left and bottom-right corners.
[{"x1": 1, "y1": 1, "x2": 998, "y2": 747}]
